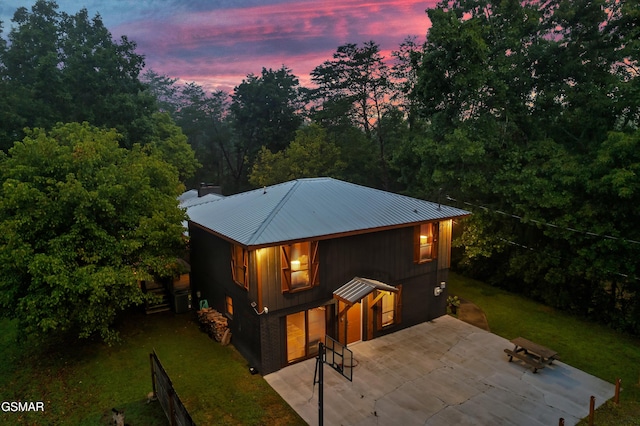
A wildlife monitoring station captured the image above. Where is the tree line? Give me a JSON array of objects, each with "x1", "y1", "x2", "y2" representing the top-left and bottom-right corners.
[
  {"x1": 0, "y1": 0, "x2": 638, "y2": 341},
  {"x1": 142, "y1": 0, "x2": 640, "y2": 335}
]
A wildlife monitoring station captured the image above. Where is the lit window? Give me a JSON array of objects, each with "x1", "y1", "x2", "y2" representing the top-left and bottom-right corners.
[
  {"x1": 231, "y1": 244, "x2": 248, "y2": 289},
  {"x1": 281, "y1": 241, "x2": 319, "y2": 292},
  {"x1": 376, "y1": 285, "x2": 402, "y2": 330},
  {"x1": 225, "y1": 295, "x2": 233, "y2": 317},
  {"x1": 414, "y1": 223, "x2": 438, "y2": 263},
  {"x1": 381, "y1": 292, "x2": 395, "y2": 327},
  {"x1": 286, "y1": 307, "x2": 327, "y2": 363}
]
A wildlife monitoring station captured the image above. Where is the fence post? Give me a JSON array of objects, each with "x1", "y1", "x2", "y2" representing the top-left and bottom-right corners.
[
  {"x1": 149, "y1": 352, "x2": 157, "y2": 396},
  {"x1": 588, "y1": 395, "x2": 595, "y2": 426},
  {"x1": 615, "y1": 378, "x2": 621, "y2": 405},
  {"x1": 168, "y1": 388, "x2": 176, "y2": 426}
]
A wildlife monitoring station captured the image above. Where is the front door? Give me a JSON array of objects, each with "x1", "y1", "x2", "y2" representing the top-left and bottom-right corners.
[
  {"x1": 338, "y1": 301, "x2": 363, "y2": 345},
  {"x1": 346, "y1": 302, "x2": 362, "y2": 344}
]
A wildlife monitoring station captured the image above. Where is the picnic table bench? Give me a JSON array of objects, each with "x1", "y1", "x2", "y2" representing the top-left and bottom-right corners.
[{"x1": 504, "y1": 337, "x2": 558, "y2": 373}]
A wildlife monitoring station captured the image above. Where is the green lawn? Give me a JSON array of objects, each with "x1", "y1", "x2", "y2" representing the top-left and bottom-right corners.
[
  {"x1": 448, "y1": 272, "x2": 640, "y2": 426},
  {"x1": 1, "y1": 273, "x2": 639, "y2": 425},
  {"x1": 0, "y1": 311, "x2": 304, "y2": 425}
]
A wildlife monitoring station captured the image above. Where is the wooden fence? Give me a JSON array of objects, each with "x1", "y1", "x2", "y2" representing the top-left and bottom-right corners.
[{"x1": 150, "y1": 350, "x2": 196, "y2": 426}]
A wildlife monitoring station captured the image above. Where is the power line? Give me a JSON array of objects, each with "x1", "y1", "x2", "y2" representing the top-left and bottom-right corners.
[
  {"x1": 446, "y1": 196, "x2": 640, "y2": 245},
  {"x1": 496, "y1": 237, "x2": 638, "y2": 281},
  {"x1": 446, "y1": 195, "x2": 638, "y2": 280}
]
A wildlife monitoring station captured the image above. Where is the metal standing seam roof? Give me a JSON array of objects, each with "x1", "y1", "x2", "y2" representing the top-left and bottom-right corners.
[
  {"x1": 180, "y1": 192, "x2": 225, "y2": 209},
  {"x1": 333, "y1": 277, "x2": 399, "y2": 305},
  {"x1": 186, "y1": 177, "x2": 470, "y2": 248}
]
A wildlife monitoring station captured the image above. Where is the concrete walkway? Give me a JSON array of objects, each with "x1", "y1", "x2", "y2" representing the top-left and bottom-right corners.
[{"x1": 265, "y1": 316, "x2": 614, "y2": 426}]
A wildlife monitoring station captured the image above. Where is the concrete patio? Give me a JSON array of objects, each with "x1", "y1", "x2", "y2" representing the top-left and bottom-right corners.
[{"x1": 265, "y1": 315, "x2": 615, "y2": 425}]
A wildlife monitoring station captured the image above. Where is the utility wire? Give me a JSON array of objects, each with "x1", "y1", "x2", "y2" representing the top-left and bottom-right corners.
[
  {"x1": 446, "y1": 195, "x2": 638, "y2": 281},
  {"x1": 496, "y1": 237, "x2": 637, "y2": 281},
  {"x1": 446, "y1": 196, "x2": 640, "y2": 245}
]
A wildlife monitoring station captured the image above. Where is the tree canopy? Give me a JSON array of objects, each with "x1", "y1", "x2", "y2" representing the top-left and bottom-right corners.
[
  {"x1": 249, "y1": 124, "x2": 345, "y2": 186},
  {"x1": 0, "y1": 0, "x2": 155, "y2": 150},
  {"x1": 309, "y1": 41, "x2": 396, "y2": 188},
  {"x1": 407, "y1": 0, "x2": 640, "y2": 332},
  {"x1": 0, "y1": 123, "x2": 188, "y2": 343}
]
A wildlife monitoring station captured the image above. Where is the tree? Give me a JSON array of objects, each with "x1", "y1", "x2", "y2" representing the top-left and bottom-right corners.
[
  {"x1": 174, "y1": 82, "x2": 231, "y2": 188},
  {"x1": 408, "y1": 0, "x2": 640, "y2": 332},
  {"x1": 390, "y1": 36, "x2": 423, "y2": 127},
  {"x1": 141, "y1": 69, "x2": 180, "y2": 115},
  {"x1": 0, "y1": 19, "x2": 25, "y2": 147},
  {"x1": 228, "y1": 66, "x2": 303, "y2": 189},
  {"x1": 0, "y1": 123, "x2": 188, "y2": 343},
  {"x1": 0, "y1": 1, "x2": 155, "y2": 150},
  {"x1": 608, "y1": 0, "x2": 640, "y2": 130},
  {"x1": 309, "y1": 41, "x2": 395, "y2": 188},
  {"x1": 248, "y1": 124, "x2": 344, "y2": 187},
  {"x1": 141, "y1": 72, "x2": 234, "y2": 188},
  {"x1": 145, "y1": 112, "x2": 201, "y2": 183}
]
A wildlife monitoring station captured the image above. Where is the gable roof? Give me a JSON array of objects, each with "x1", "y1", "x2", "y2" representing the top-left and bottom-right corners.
[
  {"x1": 333, "y1": 277, "x2": 399, "y2": 305},
  {"x1": 187, "y1": 177, "x2": 469, "y2": 248}
]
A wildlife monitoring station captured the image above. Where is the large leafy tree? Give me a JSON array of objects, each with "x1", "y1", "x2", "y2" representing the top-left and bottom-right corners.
[
  {"x1": 146, "y1": 112, "x2": 201, "y2": 183},
  {"x1": 309, "y1": 41, "x2": 396, "y2": 188},
  {"x1": 390, "y1": 36, "x2": 423, "y2": 128},
  {"x1": 0, "y1": 0, "x2": 155, "y2": 150},
  {"x1": 0, "y1": 123, "x2": 188, "y2": 343},
  {"x1": 142, "y1": 72, "x2": 232, "y2": 188},
  {"x1": 175, "y1": 83, "x2": 231, "y2": 188},
  {"x1": 228, "y1": 66, "x2": 303, "y2": 190},
  {"x1": 409, "y1": 0, "x2": 640, "y2": 332},
  {"x1": 248, "y1": 124, "x2": 345, "y2": 186}
]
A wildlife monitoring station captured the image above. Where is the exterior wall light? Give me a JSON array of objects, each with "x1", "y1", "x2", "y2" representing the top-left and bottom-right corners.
[{"x1": 251, "y1": 301, "x2": 269, "y2": 315}]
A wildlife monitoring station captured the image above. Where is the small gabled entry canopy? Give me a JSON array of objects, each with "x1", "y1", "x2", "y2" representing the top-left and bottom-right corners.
[{"x1": 333, "y1": 277, "x2": 398, "y2": 306}]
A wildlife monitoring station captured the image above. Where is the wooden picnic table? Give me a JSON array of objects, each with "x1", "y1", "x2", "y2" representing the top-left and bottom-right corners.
[{"x1": 504, "y1": 337, "x2": 558, "y2": 373}]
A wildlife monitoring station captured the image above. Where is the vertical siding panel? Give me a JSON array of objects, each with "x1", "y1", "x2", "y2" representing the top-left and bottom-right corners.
[
  {"x1": 438, "y1": 220, "x2": 452, "y2": 270},
  {"x1": 191, "y1": 221, "x2": 451, "y2": 373}
]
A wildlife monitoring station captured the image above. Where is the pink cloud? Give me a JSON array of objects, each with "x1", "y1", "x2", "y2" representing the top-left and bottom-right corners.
[{"x1": 112, "y1": 0, "x2": 437, "y2": 92}]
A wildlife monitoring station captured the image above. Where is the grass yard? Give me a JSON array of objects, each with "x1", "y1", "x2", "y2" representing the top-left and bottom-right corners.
[
  {"x1": 448, "y1": 272, "x2": 640, "y2": 426},
  {"x1": 0, "y1": 311, "x2": 304, "y2": 425}
]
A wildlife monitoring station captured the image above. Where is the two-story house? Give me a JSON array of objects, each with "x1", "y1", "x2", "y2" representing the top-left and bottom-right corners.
[{"x1": 187, "y1": 178, "x2": 469, "y2": 374}]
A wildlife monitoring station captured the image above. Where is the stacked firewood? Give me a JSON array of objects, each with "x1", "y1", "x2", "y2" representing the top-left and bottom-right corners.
[{"x1": 197, "y1": 308, "x2": 231, "y2": 344}]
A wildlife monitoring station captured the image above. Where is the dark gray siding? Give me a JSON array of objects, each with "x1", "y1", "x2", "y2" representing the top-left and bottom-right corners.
[
  {"x1": 320, "y1": 226, "x2": 446, "y2": 329},
  {"x1": 189, "y1": 222, "x2": 450, "y2": 374},
  {"x1": 189, "y1": 224, "x2": 263, "y2": 371},
  {"x1": 258, "y1": 245, "x2": 327, "y2": 312}
]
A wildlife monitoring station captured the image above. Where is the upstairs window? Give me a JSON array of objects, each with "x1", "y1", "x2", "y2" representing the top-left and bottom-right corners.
[
  {"x1": 231, "y1": 244, "x2": 248, "y2": 289},
  {"x1": 414, "y1": 222, "x2": 438, "y2": 263},
  {"x1": 281, "y1": 241, "x2": 319, "y2": 292}
]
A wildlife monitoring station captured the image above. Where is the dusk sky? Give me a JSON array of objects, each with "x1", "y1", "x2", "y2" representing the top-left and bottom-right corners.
[{"x1": 1, "y1": 1, "x2": 437, "y2": 92}]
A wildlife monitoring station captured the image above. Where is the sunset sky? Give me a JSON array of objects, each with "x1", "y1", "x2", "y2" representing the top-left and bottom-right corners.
[{"x1": 1, "y1": 1, "x2": 437, "y2": 92}]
